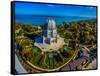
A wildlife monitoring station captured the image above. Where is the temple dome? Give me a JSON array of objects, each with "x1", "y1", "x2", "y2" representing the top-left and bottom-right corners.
[
  {"x1": 41, "y1": 17, "x2": 57, "y2": 44},
  {"x1": 47, "y1": 18, "x2": 56, "y2": 30}
]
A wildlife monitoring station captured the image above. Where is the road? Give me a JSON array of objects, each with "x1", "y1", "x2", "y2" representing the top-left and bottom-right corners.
[{"x1": 59, "y1": 56, "x2": 89, "y2": 71}]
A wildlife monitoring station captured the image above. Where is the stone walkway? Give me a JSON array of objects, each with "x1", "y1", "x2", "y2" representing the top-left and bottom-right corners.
[{"x1": 34, "y1": 37, "x2": 65, "y2": 52}]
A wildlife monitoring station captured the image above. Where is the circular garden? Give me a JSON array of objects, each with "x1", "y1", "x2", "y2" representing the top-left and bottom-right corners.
[{"x1": 16, "y1": 37, "x2": 77, "y2": 71}]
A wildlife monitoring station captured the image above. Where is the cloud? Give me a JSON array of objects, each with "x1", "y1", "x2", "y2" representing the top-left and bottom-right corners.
[
  {"x1": 47, "y1": 4, "x2": 54, "y2": 7},
  {"x1": 86, "y1": 7, "x2": 94, "y2": 9}
]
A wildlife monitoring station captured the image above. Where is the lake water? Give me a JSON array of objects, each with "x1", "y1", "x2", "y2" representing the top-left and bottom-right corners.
[{"x1": 15, "y1": 15, "x2": 96, "y2": 26}]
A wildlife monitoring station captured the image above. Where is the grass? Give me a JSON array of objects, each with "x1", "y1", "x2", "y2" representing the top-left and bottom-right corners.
[
  {"x1": 17, "y1": 38, "x2": 76, "y2": 70},
  {"x1": 19, "y1": 42, "x2": 76, "y2": 69}
]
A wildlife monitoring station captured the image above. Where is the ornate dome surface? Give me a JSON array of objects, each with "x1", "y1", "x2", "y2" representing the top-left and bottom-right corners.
[{"x1": 47, "y1": 18, "x2": 56, "y2": 30}]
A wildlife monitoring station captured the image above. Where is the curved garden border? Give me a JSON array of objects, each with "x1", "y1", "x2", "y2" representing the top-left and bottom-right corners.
[{"x1": 24, "y1": 50, "x2": 78, "y2": 72}]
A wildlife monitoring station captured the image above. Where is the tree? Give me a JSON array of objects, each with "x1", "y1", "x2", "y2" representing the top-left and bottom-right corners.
[{"x1": 83, "y1": 31, "x2": 91, "y2": 44}]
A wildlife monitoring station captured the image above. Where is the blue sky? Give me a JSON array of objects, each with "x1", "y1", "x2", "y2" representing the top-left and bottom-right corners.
[{"x1": 15, "y1": 2, "x2": 97, "y2": 18}]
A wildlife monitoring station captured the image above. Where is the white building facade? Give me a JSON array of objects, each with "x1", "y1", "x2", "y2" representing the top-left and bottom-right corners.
[{"x1": 42, "y1": 18, "x2": 57, "y2": 44}]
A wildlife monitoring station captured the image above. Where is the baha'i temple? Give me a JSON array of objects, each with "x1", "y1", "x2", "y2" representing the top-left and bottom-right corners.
[
  {"x1": 35, "y1": 17, "x2": 65, "y2": 52},
  {"x1": 42, "y1": 18, "x2": 57, "y2": 44}
]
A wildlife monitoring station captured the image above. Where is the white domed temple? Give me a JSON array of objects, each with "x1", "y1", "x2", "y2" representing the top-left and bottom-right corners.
[
  {"x1": 42, "y1": 18, "x2": 57, "y2": 44},
  {"x1": 35, "y1": 17, "x2": 65, "y2": 52}
]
